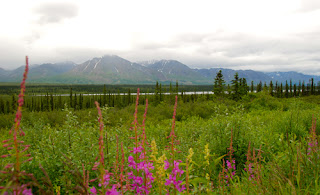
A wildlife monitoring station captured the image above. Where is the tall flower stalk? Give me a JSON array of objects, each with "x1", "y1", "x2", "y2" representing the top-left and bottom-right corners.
[
  {"x1": 244, "y1": 142, "x2": 263, "y2": 189},
  {"x1": 91, "y1": 101, "x2": 119, "y2": 195},
  {"x1": 1, "y1": 56, "x2": 33, "y2": 194},
  {"x1": 165, "y1": 96, "x2": 185, "y2": 194},
  {"x1": 128, "y1": 89, "x2": 154, "y2": 195},
  {"x1": 219, "y1": 128, "x2": 236, "y2": 191}
]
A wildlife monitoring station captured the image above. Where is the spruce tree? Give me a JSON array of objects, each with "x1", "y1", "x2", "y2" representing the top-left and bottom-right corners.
[
  {"x1": 6, "y1": 100, "x2": 10, "y2": 114},
  {"x1": 154, "y1": 81, "x2": 160, "y2": 105},
  {"x1": 269, "y1": 81, "x2": 274, "y2": 96},
  {"x1": 231, "y1": 72, "x2": 240, "y2": 100},
  {"x1": 290, "y1": 80, "x2": 293, "y2": 97},
  {"x1": 112, "y1": 95, "x2": 115, "y2": 107},
  {"x1": 70, "y1": 87, "x2": 73, "y2": 108},
  {"x1": 275, "y1": 81, "x2": 280, "y2": 97},
  {"x1": 302, "y1": 81, "x2": 306, "y2": 96},
  {"x1": 159, "y1": 83, "x2": 162, "y2": 102},
  {"x1": 251, "y1": 81, "x2": 254, "y2": 93},
  {"x1": 103, "y1": 84, "x2": 107, "y2": 106},
  {"x1": 108, "y1": 90, "x2": 111, "y2": 106},
  {"x1": 310, "y1": 78, "x2": 314, "y2": 95},
  {"x1": 263, "y1": 82, "x2": 268, "y2": 92},
  {"x1": 240, "y1": 78, "x2": 248, "y2": 96},
  {"x1": 306, "y1": 82, "x2": 310, "y2": 95},
  {"x1": 45, "y1": 93, "x2": 49, "y2": 111},
  {"x1": 275, "y1": 81, "x2": 279, "y2": 97},
  {"x1": 74, "y1": 93, "x2": 78, "y2": 110},
  {"x1": 298, "y1": 80, "x2": 301, "y2": 96},
  {"x1": 285, "y1": 80, "x2": 289, "y2": 98},
  {"x1": 12, "y1": 94, "x2": 17, "y2": 112},
  {"x1": 40, "y1": 97, "x2": 43, "y2": 111},
  {"x1": 31, "y1": 97, "x2": 34, "y2": 112},
  {"x1": 213, "y1": 70, "x2": 226, "y2": 96},
  {"x1": 227, "y1": 84, "x2": 231, "y2": 95},
  {"x1": 0, "y1": 98, "x2": 4, "y2": 114},
  {"x1": 58, "y1": 95, "x2": 62, "y2": 110},
  {"x1": 257, "y1": 81, "x2": 262, "y2": 92},
  {"x1": 175, "y1": 80, "x2": 179, "y2": 94},
  {"x1": 79, "y1": 94, "x2": 83, "y2": 110},
  {"x1": 50, "y1": 93, "x2": 54, "y2": 111},
  {"x1": 169, "y1": 82, "x2": 173, "y2": 104},
  {"x1": 127, "y1": 89, "x2": 131, "y2": 106}
]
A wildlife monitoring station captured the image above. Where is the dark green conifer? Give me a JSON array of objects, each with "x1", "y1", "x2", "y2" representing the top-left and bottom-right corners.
[
  {"x1": 285, "y1": 80, "x2": 289, "y2": 98},
  {"x1": 213, "y1": 70, "x2": 226, "y2": 96},
  {"x1": 290, "y1": 80, "x2": 293, "y2": 97},
  {"x1": 269, "y1": 81, "x2": 274, "y2": 96},
  {"x1": 251, "y1": 81, "x2": 254, "y2": 93},
  {"x1": 231, "y1": 72, "x2": 240, "y2": 100},
  {"x1": 70, "y1": 87, "x2": 73, "y2": 108},
  {"x1": 310, "y1": 78, "x2": 314, "y2": 95},
  {"x1": 257, "y1": 81, "x2": 262, "y2": 92},
  {"x1": 302, "y1": 81, "x2": 306, "y2": 96}
]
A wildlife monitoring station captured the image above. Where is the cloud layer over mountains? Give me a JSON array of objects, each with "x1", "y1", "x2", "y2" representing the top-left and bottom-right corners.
[{"x1": 0, "y1": 0, "x2": 320, "y2": 76}]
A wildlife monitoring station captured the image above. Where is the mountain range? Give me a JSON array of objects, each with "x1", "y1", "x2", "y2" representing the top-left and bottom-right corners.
[{"x1": 1, "y1": 55, "x2": 319, "y2": 85}]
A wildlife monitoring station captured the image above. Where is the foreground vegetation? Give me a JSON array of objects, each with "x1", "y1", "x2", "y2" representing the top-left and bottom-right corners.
[{"x1": 1, "y1": 58, "x2": 320, "y2": 194}]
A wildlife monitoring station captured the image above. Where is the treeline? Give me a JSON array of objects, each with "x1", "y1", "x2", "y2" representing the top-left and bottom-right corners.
[
  {"x1": 213, "y1": 70, "x2": 320, "y2": 100},
  {"x1": 1, "y1": 73, "x2": 320, "y2": 114},
  {"x1": 0, "y1": 83, "x2": 208, "y2": 114},
  {"x1": 0, "y1": 83, "x2": 212, "y2": 95}
]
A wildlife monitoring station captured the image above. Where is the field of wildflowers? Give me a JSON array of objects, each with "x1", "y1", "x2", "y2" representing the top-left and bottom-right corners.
[{"x1": 1, "y1": 57, "x2": 320, "y2": 194}]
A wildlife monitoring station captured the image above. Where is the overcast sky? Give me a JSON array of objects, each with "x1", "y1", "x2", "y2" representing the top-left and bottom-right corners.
[{"x1": 1, "y1": 0, "x2": 320, "y2": 75}]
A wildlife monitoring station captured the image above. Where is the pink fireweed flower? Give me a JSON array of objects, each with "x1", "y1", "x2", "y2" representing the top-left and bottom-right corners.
[
  {"x1": 3, "y1": 186, "x2": 33, "y2": 195},
  {"x1": 22, "y1": 188, "x2": 32, "y2": 195},
  {"x1": 131, "y1": 146, "x2": 143, "y2": 154},
  {"x1": 307, "y1": 117, "x2": 318, "y2": 156},
  {"x1": 90, "y1": 172, "x2": 120, "y2": 195},
  {"x1": 90, "y1": 186, "x2": 97, "y2": 195},
  {"x1": 164, "y1": 160, "x2": 185, "y2": 193},
  {"x1": 225, "y1": 159, "x2": 236, "y2": 180},
  {"x1": 164, "y1": 160, "x2": 170, "y2": 170},
  {"x1": 106, "y1": 185, "x2": 119, "y2": 195},
  {"x1": 127, "y1": 91, "x2": 154, "y2": 194},
  {"x1": 128, "y1": 155, "x2": 155, "y2": 195}
]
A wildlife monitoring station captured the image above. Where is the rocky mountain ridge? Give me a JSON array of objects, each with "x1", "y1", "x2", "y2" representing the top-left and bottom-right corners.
[{"x1": 1, "y1": 55, "x2": 319, "y2": 85}]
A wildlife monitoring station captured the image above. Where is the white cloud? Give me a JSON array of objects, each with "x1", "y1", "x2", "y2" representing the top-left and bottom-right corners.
[
  {"x1": 33, "y1": 2, "x2": 79, "y2": 25},
  {"x1": 0, "y1": 0, "x2": 320, "y2": 75}
]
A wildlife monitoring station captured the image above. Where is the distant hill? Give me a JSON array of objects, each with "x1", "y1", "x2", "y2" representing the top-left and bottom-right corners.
[
  {"x1": 265, "y1": 72, "x2": 319, "y2": 84},
  {"x1": 0, "y1": 62, "x2": 76, "y2": 82},
  {"x1": 142, "y1": 60, "x2": 210, "y2": 84},
  {"x1": 0, "y1": 55, "x2": 319, "y2": 85},
  {"x1": 55, "y1": 55, "x2": 162, "y2": 84},
  {"x1": 194, "y1": 68, "x2": 272, "y2": 84},
  {"x1": 0, "y1": 67, "x2": 9, "y2": 82}
]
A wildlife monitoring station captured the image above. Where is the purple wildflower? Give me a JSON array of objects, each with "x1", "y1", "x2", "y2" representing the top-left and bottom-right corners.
[{"x1": 164, "y1": 160, "x2": 185, "y2": 193}]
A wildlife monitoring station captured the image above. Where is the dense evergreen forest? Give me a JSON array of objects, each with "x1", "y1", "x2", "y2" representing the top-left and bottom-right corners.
[{"x1": 0, "y1": 70, "x2": 319, "y2": 115}]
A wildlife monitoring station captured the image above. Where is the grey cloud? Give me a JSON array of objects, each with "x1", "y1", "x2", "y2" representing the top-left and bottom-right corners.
[
  {"x1": 34, "y1": 2, "x2": 79, "y2": 25},
  {"x1": 2, "y1": 27, "x2": 320, "y2": 76},
  {"x1": 126, "y1": 30, "x2": 320, "y2": 75},
  {"x1": 0, "y1": 38, "x2": 27, "y2": 69}
]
